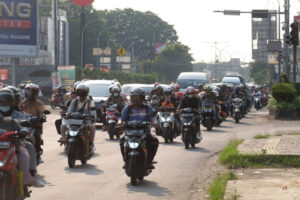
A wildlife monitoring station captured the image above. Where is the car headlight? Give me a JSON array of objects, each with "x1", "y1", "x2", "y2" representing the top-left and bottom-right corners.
[
  {"x1": 69, "y1": 130, "x2": 78, "y2": 137},
  {"x1": 128, "y1": 142, "x2": 139, "y2": 149}
]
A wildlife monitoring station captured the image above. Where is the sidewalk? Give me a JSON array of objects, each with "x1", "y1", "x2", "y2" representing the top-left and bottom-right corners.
[{"x1": 224, "y1": 135, "x2": 300, "y2": 200}]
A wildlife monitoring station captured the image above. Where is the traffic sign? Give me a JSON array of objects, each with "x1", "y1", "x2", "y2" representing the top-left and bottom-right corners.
[{"x1": 117, "y1": 47, "x2": 126, "y2": 56}]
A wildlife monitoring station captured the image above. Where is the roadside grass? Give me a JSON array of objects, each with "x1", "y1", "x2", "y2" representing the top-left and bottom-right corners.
[
  {"x1": 288, "y1": 132, "x2": 300, "y2": 136},
  {"x1": 209, "y1": 172, "x2": 237, "y2": 200},
  {"x1": 253, "y1": 134, "x2": 270, "y2": 139},
  {"x1": 219, "y1": 140, "x2": 300, "y2": 168}
]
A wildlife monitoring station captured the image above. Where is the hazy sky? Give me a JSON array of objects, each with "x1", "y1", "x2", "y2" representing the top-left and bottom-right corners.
[{"x1": 93, "y1": 0, "x2": 300, "y2": 63}]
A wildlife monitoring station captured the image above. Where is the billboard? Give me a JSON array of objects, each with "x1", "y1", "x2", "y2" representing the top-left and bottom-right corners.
[
  {"x1": 0, "y1": 0, "x2": 38, "y2": 57},
  {"x1": 0, "y1": 69, "x2": 8, "y2": 80},
  {"x1": 58, "y1": 66, "x2": 76, "y2": 92}
]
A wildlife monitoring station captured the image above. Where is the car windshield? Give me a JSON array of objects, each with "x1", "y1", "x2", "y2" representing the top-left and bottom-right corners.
[
  {"x1": 178, "y1": 79, "x2": 206, "y2": 89},
  {"x1": 222, "y1": 77, "x2": 240, "y2": 84},
  {"x1": 87, "y1": 84, "x2": 110, "y2": 97},
  {"x1": 122, "y1": 86, "x2": 132, "y2": 95}
]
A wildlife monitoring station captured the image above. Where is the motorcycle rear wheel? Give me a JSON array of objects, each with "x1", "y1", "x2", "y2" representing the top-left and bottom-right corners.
[
  {"x1": 235, "y1": 116, "x2": 240, "y2": 123},
  {"x1": 108, "y1": 124, "x2": 115, "y2": 140},
  {"x1": 50, "y1": 102, "x2": 56, "y2": 109}
]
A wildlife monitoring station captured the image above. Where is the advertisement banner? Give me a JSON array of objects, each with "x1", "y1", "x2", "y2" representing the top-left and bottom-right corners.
[
  {"x1": 58, "y1": 66, "x2": 76, "y2": 92},
  {"x1": 0, "y1": 0, "x2": 38, "y2": 57},
  {"x1": 0, "y1": 69, "x2": 8, "y2": 80},
  {"x1": 51, "y1": 72, "x2": 61, "y2": 90}
]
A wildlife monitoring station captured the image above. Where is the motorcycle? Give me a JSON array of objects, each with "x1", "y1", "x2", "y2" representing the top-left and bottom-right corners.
[
  {"x1": 105, "y1": 104, "x2": 121, "y2": 140},
  {"x1": 180, "y1": 108, "x2": 199, "y2": 149},
  {"x1": 254, "y1": 93, "x2": 262, "y2": 110},
  {"x1": 232, "y1": 98, "x2": 242, "y2": 123},
  {"x1": 0, "y1": 128, "x2": 31, "y2": 200},
  {"x1": 50, "y1": 90, "x2": 66, "y2": 110},
  {"x1": 157, "y1": 106, "x2": 176, "y2": 143},
  {"x1": 201, "y1": 99, "x2": 215, "y2": 131},
  {"x1": 65, "y1": 111, "x2": 95, "y2": 168},
  {"x1": 23, "y1": 110, "x2": 51, "y2": 165},
  {"x1": 123, "y1": 121, "x2": 154, "y2": 185}
]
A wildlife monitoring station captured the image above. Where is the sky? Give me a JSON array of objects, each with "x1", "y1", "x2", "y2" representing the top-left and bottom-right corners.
[{"x1": 93, "y1": 0, "x2": 300, "y2": 63}]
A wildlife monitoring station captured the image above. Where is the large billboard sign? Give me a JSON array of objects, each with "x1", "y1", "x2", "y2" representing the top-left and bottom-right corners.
[
  {"x1": 0, "y1": 0, "x2": 38, "y2": 57},
  {"x1": 58, "y1": 66, "x2": 76, "y2": 92}
]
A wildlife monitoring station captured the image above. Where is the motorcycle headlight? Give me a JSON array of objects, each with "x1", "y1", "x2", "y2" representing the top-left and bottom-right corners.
[
  {"x1": 69, "y1": 130, "x2": 78, "y2": 137},
  {"x1": 128, "y1": 142, "x2": 139, "y2": 149},
  {"x1": 160, "y1": 117, "x2": 166, "y2": 122},
  {"x1": 166, "y1": 116, "x2": 172, "y2": 121},
  {"x1": 184, "y1": 122, "x2": 192, "y2": 126}
]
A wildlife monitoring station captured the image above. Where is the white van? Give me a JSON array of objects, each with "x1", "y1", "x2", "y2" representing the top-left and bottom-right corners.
[{"x1": 176, "y1": 72, "x2": 207, "y2": 93}]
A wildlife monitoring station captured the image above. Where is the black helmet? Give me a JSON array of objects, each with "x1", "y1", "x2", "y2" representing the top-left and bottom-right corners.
[
  {"x1": 0, "y1": 89, "x2": 14, "y2": 117},
  {"x1": 76, "y1": 83, "x2": 89, "y2": 98},
  {"x1": 130, "y1": 88, "x2": 145, "y2": 98},
  {"x1": 5, "y1": 86, "x2": 21, "y2": 108}
]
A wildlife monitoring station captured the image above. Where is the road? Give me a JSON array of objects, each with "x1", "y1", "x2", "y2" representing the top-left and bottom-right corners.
[{"x1": 30, "y1": 108, "x2": 300, "y2": 200}]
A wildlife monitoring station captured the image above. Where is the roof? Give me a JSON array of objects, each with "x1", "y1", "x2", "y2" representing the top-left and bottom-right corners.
[{"x1": 177, "y1": 72, "x2": 207, "y2": 80}]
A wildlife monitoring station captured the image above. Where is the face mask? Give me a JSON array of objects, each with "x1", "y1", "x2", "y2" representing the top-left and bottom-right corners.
[
  {"x1": 114, "y1": 92, "x2": 119, "y2": 97},
  {"x1": 188, "y1": 94, "x2": 193, "y2": 98},
  {"x1": 0, "y1": 106, "x2": 10, "y2": 113}
]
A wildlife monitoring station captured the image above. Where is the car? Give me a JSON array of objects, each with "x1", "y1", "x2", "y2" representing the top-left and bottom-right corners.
[
  {"x1": 176, "y1": 72, "x2": 208, "y2": 93},
  {"x1": 83, "y1": 80, "x2": 116, "y2": 123},
  {"x1": 221, "y1": 75, "x2": 245, "y2": 86}
]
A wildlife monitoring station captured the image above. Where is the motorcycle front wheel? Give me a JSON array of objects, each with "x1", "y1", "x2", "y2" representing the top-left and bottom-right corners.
[
  {"x1": 108, "y1": 124, "x2": 115, "y2": 140},
  {"x1": 129, "y1": 156, "x2": 137, "y2": 186},
  {"x1": 0, "y1": 174, "x2": 15, "y2": 200},
  {"x1": 67, "y1": 144, "x2": 76, "y2": 168}
]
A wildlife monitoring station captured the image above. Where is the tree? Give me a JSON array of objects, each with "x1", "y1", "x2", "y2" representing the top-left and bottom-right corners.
[
  {"x1": 249, "y1": 61, "x2": 269, "y2": 85},
  {"x1": 154, "y1": 43, "x2": 194, "y2": 82}
]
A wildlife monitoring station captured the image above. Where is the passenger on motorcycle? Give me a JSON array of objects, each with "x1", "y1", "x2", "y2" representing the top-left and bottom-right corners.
[
  {"x1": 0, "y1": 89, "x2": 43, "y2": 187},
  {"x1": 5, "y1": 86, "x2": 39, "y2": 178},
  {"x1": 150, "y1": 84, "x2": 164, "y2": 99},
  {"x1": 120, "y1": 88, "x2": 159, "y2": 169},
  {"x1": 174, "y1": 84, "x2": 184, "y2": 101},
  {"x1": 67, "y1": 83, "x2": 97, "y2": 152},
  {"x1": 20, "y1": 84, "x2": 46, "y2": 164},
  {"x1": 177, "y1": 86, "x2": 202, "y2": 140}
]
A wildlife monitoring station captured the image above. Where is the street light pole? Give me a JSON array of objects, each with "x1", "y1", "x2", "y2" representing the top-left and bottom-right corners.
[
  {"x1": 80, "y1": 19, "x2": 104, "y2": 69},
  {"x1": 284, "y1": 0, "x2": 290, "y2": 78}
]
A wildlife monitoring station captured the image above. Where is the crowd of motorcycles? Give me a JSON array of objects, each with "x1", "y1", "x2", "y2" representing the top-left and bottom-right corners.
[{"x1": 0, "y1": 83, "x2": 270, "y2": 200}]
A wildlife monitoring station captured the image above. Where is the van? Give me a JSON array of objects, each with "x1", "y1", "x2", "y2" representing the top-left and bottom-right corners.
[{"x1": 176, "y1": 72, "x2": 207, "y2": 92}]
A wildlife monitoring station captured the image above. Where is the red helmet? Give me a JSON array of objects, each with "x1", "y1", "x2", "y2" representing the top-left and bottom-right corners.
[{"x1": 186, "y1": 86, "x2": 195, "y2": 95}]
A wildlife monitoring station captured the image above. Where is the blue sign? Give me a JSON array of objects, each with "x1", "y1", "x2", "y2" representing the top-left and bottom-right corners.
[{"x1": 0, "y1": 0, "x2": 38, "y2": 57}]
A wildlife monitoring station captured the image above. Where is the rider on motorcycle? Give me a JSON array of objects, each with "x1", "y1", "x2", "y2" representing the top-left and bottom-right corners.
[
  {"x1": 120, "y1": 88, "x2": 159, "y2": 169},
  {"x1": 67, "y1": 83, "x2": 97, "y2": 152},
  {"x1": 0, "y1": 88, "x2": 43, "y2": 187},
  {"x1": 177, "y1": 86, "x2": 202, "y2": 140},
  {"x1": 150, "y1": 84, "x2": 164, "y2": 99},
  {"x1": 20, "y1": 84, "x2": 46, "y2": 164}
]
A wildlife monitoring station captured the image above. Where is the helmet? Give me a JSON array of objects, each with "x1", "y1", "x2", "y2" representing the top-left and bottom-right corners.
[
  {"x1": 73, "y1": 81, "x2": 82, "y2": 91},
  {"x1": 154, "y1": 82, "x2": 160, "y2": 88},
  {"x1": 76, "y1": 83, "x2": 89, "y2": 98},
  {"x1": 25, "y1": 84, "x2": 40, "y2": 100},
  {"x1": 186, "y1": 86, "x2": 195, "y2": 94},
  {"x1": 214, "y1": 87, "x2": 220, "y2": 92},
  {"x1": 204, "y1": 85, "x2": 212, "y2": 91},
  {"x1": 197, "y1": 83, "x2": 204, "y2": 89},
  {"x1": 163, "y1": 86, "x2": 172, "y2": 96},
  {"x1": 156, "y1": 84, "x2": 163, "y2": 90},
  {"x1": 130, "y1": 88, "x2": 145, "y2": 97},
  {"x1": 169, "y1": 85, "x2": 175, "y2": 93},
  {"x1": 5, "y1": 86, "x2": 21, "y2": 108},
  {"x1": 239, "y1": 84, "x2": 244, "y2": 89},
  {"x1": 175, "y1": 84, "x2": 180, "y2": 91},
  {"x1": 111, "y1": 86, "x2": 121, "y2": 97},
  {"x1": 0, "y1": 89, "x2": 14, "y2": 117}
]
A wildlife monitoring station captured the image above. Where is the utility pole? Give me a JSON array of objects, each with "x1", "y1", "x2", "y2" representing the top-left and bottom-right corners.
[
  {"x1": 284, "y1": 0, "x2": 290, "y2": 78},
  {"x1": 80, "y1": 7, "x2": 86, "y2": 69},
  {"x1": 290, "y1": 22, "x2": 299, "y2": 88},
  {"x1": 53, "y1": 0, "x2": 58, "y2": 71}
]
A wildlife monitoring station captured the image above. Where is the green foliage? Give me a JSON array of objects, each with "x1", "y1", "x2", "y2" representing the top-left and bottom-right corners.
[
  {"x1": 154, "y1": 43, "x2": 194, "y2": 82},
  {"x1": 268, "y1": 96, "x2": 300, "y2": 111},
  {"x1": 220, "y1": 140, "x2": 300, "y2": 168},
  {"x1": 280, "y1": 73, "x2": 291, "y2": 83},
  {"x1": 271, "y1": 83, "x2": 297, "y2": 102},
  {"x1": 209, "y1": 172, "x2": 237, "y2": 200},
  {"x1": 254, "y1": 134, "x2": 270, "y2": 139},
  {"x1": 249, "y1": 61, "x2": 269, "y2": 84},
  {"x1": 79, "y1": 67, "x2": 157, "y2": 84}
]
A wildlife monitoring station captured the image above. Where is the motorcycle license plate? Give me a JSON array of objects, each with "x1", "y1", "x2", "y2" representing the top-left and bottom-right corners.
[
  {"x1": 163, "y1": 123, "x2": 169, "y2": 128},
  {"x1": 0, "y1": 141, "x2": 10, "y2": 149},
  {"x1": 68, "y1": 119, "x2": 83, "y2": 125}
]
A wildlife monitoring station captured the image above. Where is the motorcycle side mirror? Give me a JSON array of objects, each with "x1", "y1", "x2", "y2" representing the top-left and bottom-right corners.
[
  {"x1": 20, "y1": 120, "x2": 31, "y2": 127},
  {"x1": 90, "y1": 107, "x2": 96, "y2": 111},
  {"x1": 43, "y1": 110, "x2": 51, "y2": 115}
]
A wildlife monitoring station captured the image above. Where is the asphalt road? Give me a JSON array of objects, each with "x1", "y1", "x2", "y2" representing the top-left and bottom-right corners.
[{"x1": 29, "y1": 108, "x2": 300, "y2": 200}]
